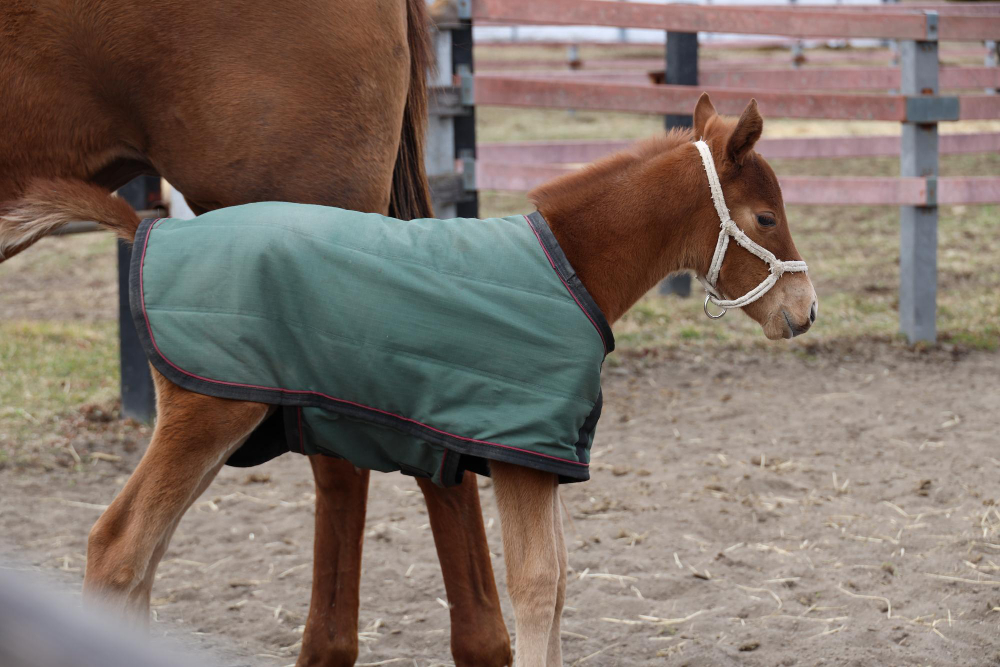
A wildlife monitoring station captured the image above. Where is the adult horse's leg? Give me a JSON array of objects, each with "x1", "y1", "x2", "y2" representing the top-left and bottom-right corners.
[
  {"x1": 492, "y1": 462, "x2": 562, "y2": 667},
  {"x1": 85, "y1": 369, "x2": 269, "y2": 620},
  {"x1": 417, "y1": 475, "x2": 512, "y2": 666},
  {"x1": 297, "y1": 459, "x2": 369, "y2": 667}
]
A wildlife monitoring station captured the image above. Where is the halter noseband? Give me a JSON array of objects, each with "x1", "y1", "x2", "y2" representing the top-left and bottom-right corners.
[{"x1": 693, "y1": 140, "x2": 808, "y2": 319}]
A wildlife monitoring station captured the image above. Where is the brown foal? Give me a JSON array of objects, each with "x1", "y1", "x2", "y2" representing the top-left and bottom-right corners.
[
  {"x1": 0, "y1": 1, "x2": 508, "y2": 664},
  {"x1": 2, "y1": 94, "x2": 816, "y2": 665}
]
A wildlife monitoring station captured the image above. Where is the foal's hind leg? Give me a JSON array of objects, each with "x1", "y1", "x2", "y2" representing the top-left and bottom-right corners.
[
  {"x1": 492, "y1": 461, "x2": 561, "y2": 667},
  {"x1": 84, "y1": 369, "x2": 269, "y2": 621}
]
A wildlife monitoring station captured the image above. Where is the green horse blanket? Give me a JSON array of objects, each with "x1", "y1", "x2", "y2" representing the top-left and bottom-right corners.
[{"x1": 130, "y1": 203, "x2": 613, "y2": 486}]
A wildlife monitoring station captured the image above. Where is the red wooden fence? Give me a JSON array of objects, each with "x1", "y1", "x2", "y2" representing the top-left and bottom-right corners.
[
  {"x1": 475, "y1": 66, "x2": 1000, "y2": 91},
  {"x1": 475, "y1": 162, "x2": 1000, "y2": 206},
  {"x1": 477, "y1": 133, "x2": 1000, "y2": 164},
  {"x1": 473, "y1": 0, "x2": 1000, "y2": 41},
  {"x1": 475, "y1": 76, "x2": 941, "y2": 121}
]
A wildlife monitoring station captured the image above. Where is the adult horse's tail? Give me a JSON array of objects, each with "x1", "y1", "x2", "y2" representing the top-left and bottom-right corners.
[
  {"x1": 389, "y1": 0, "x2": 435, "y2": 221},
  {"x1": 0, "y1": 179, "x2": 140, "y2": 257}
]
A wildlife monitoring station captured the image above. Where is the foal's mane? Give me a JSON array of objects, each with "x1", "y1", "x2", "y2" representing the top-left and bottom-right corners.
[{"x1": 528, "y1": 127, "x2": 696, "y2": 215}]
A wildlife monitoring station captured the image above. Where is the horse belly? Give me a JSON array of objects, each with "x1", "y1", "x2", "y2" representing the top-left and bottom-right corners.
[{"x1": 135, "y1": 0, "x2": 411, "y2": 212}]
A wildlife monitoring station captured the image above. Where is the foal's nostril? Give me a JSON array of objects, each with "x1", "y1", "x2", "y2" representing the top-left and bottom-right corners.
[{"x1": 809, "y1": 301, "x2": 818, "y2": 323}]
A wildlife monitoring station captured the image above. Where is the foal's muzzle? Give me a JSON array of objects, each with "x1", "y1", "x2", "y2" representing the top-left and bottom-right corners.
[{"x1": 783, "y1": 299, "x2": 818, "y2": 337}]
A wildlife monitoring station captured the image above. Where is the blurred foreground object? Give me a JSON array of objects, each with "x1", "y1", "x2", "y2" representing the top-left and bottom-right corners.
[{"x1": 0, "y1": 568, "x2": 210, "y2": 667}]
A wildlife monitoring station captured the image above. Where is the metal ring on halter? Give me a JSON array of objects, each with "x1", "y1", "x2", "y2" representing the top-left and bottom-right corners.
[{"x1": 704, "y1": 295, "x2": 726, "y2": 319}]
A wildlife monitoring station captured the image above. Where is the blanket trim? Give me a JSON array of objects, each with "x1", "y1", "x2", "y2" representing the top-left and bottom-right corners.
[
  {"x1": 128, "y1": 217, "x2": 598, "y2": 484},
  {"x1": 524, "y1": 211, "x2": 615, "y2": 355}
]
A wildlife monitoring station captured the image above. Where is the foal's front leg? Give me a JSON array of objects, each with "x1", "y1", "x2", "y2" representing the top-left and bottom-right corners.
[
  {"x1": 548, "y1": 486, "x2": 567, "y2": 667},
  {"x1": 492, "y1": 461, "x2": 562, "y2": 667}
]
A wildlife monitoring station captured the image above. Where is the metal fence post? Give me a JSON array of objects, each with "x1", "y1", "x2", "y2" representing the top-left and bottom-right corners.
[
  {"x1": 427, "y1": 1, "x2": 477, "y2": 218},
  {"x1": 660, "y1": 30, "x2": 698, "y2": 298},
  {"x1": 987, "y1": 40, "x2": 999, "y2": 95},
  {"x1": 898, "y1": 12, "x2": 939, "y2": 343},
  {"x1": 428, "y1": 26, "x2": 459, "y2": 218},
  {"x1": 790, "y1": 0, "x2": 804, "y2": 68},
  {"x1": 451, "y1": 3, "x2": 478, "y2": 219},
  {"x1": 115, "y1": 176, "x2": 158, "y2": 422}
]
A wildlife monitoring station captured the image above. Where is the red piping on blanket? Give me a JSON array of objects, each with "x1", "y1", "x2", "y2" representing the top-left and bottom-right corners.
[{"x1": 137, "y1": 225, "x2": 587, "y2": 468}]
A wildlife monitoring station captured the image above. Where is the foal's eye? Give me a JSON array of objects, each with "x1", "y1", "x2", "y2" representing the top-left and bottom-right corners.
[{"x1": 756, "y1": 214, "x2": 777, "y2": 228}]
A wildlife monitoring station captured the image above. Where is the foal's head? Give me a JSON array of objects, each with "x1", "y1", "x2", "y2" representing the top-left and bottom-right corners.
[
  {"x1": 681, "y1": 94, "x2": 817, "y2": 339},
  {"x1": 530, "y1": 93, "x2": 817, "y2": 340}
]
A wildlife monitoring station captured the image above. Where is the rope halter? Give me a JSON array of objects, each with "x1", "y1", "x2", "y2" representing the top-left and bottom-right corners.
[{"x1": 693, "y1": 140, "x2": 808, "y2": 319}]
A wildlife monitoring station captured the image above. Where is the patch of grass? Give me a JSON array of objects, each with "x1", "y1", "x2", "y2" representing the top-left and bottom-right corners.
[
  {"x1": 0, "y1": 320, "x2": 119, "y2": 450},
  {"x1": 770, "y1": 151, "x2": 1000, "y2": 180},
  {"x1": 625, "y1": 301, "x2": 669, "y2": 327},
  {"x1": 678, "y1": 327, "x2": 702, "y2": 340},
  {"x1": 0, "y1": 320, "x2": 119, "y2": 411},
  {"x1": 941, "y1": 325, "x2": 1000, "y2": 352},
  {"x1": 1, "y1": 232, "x2": 116, "y2": 277},
  {"x1": 478, "y1": 106, "x2": 664, "y2": 143},
  {"x1": 0, "y1": 232, "x2": 119, "y2": 324}
]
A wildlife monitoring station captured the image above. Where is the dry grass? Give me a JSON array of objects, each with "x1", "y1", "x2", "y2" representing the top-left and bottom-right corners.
[
  {"x1": 478, "y1": 103, "x2": 1000, "y2": 353},
  {"x1": 0, "y1": 319, "x2": 122, "y2": 464}
]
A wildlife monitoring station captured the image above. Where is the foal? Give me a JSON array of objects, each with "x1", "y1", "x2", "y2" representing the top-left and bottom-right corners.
[{"x1": 0, "y1": 93, "x2": 816, "y2": 665}]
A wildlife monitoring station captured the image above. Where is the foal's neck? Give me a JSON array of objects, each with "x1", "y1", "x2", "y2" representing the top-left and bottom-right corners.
[{"x1": 531, "y1": 134, "x2": 706, "y2": 324}]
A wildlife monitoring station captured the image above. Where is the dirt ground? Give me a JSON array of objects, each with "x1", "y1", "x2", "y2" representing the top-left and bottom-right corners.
[{"x1": 3, "y1": 342, "x2": 1000, "y2": 666}]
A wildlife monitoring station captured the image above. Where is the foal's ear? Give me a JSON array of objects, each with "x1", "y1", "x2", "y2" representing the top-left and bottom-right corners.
[
  {"x1": 726, "y1": 99, "x2": 763, "y2": 165},
  {"x1": 693, "y1": 92, "x2": 717, "y2": 138}
]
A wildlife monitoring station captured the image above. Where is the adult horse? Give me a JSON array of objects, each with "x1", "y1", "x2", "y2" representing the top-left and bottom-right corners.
[{"x1": 0, "y1": 1, "x2": 510, "y2": 665}]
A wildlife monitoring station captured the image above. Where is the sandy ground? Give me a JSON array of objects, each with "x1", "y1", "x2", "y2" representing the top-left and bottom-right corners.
[{"x1": 3, "y1": 343, "x2": 1000, "y2": 666}]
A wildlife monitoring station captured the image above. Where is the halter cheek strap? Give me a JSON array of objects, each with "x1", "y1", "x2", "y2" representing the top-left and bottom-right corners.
[{"x1": 693, "y1": 140, "x2": 808, "y2": 319}]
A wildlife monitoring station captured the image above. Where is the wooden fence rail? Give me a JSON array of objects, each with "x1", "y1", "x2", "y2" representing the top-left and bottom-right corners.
[
  {"x1": 473, "y1": 75, "x2": 1000, "y2": 122},
  {"x1": 477, "y1": 132, "x2": 1000, "y2": 163},
  {"x1": 473, "y1": 66, "x2": 1000, "y2": 91},
  {"x1": 472, "y1": 0, "x2": 1000, "y2": 41},
  {"x1": 957, "y1": 95, "x2": 1000, "y2": 120},
  {"x1": 777, "y1": 2, "x2": 1000, "y2": 15},
  {"x1": 480, "y1": 48, "x2": 990, "y2": 72},
  {"x1": 696, "y1": 66, "x2": 1000, "y2": 92},
  {"x1": 474, "y1": 162, "x2": 1000, "y2": 206}
]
